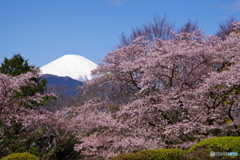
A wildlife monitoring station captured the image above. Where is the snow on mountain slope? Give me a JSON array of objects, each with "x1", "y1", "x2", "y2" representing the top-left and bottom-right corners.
[{"x1": 40, "y1": 54, "x2": 98, "y2": 82}]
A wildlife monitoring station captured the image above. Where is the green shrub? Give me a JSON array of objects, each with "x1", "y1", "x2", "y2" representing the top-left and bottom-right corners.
[
  {"x1": 111, "y1": 137, "x2": 240, "y2": 160},
  {"x1": 110, "y1": 148, "x2": 187, "y2": 160},
  {"x1": 1, "y1": 152, "x2": 39, "y2": 160},
  {"x1": 110, "y1": 152, "x2": 147, "y2": 160},
  {"x1": 187, "y1": 136, "x2": 240, "y2": 160}
]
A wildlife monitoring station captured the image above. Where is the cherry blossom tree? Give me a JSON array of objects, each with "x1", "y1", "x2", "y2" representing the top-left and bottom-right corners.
[
  {"x1": 0, "y1": 69, "x2": 48, "y2": 156},
  {"x1": 22, "y1": 107, "x2": 80, "y2": 160},
  {"x1": 74, "y1": 21, "x2": 240, "y2": 159},
  {"x1": 0, "y1": 69, "x2": 79, "y2": 160},
  {"x1": 0, "y1": 54, "x2": 50, "y2": 107}
]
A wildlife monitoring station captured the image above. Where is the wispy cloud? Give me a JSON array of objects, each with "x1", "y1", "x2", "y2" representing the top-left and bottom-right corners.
[
  {"x1": 220, "y1": 0, "x2": 240, "y2": 12},
  {"x1": 109, "y1": 0, "x2": 125, "y2": 6}
]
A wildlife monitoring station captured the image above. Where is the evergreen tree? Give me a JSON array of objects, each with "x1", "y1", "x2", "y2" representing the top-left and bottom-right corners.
[
  {"x1": 0, "y1": 54, "x2": 33, "y2": 76},
  {"x1": 0, "y1": 54, "x2": 51, "y2": 106}
]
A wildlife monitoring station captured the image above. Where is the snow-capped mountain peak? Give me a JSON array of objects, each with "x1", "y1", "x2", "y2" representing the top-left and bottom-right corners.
[{"x1": 40, "y1": 54, "x2": 98, "y2": 82}]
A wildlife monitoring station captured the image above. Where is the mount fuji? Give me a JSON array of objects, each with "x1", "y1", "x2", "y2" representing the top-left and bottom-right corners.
[{"x1": 40, "y1": 54, "x2": 98, "y2": 82}]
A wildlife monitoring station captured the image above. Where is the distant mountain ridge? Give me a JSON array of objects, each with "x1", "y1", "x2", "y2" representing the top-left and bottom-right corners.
[
  {"x1": 40, "y1": 54, "x2": 98, "y2": 82},
  {"x1": 42, "y1": 74, "x2": 83, "y2": 87},
  {"x1": 41, "y1": 74, "x2": 83, "y2": 96}
]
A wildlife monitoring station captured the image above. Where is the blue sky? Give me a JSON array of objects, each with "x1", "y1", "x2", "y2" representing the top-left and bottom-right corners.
[{"x1": 0, "y1": 0, "x2": 240, "y2": 68}]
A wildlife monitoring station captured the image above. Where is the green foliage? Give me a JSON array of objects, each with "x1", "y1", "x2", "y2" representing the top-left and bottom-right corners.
[
  {"x1": 48, "y1": 135, "x2": 80, "y2": 160},
  {"x1": 111, "y1": 137, "x2": 240, "y2": 160},
  {"x1": 0, "y1": 152, "x2": 39, "y2": 160},
  {"x1": 110, "y1": 148, "x2": 187, "y2": 160},
  {"x1": 187, "y1": 136, "x2": 240, "y2": 159},
  {"x1": 110, "y1": 152, "x2": 146, "y2": 160},
  {"x1": 0, "y1": 129, "x2": 80, "y2": 160},
  {"x1": 0, "y1": 54, "x2": 33, "y2": 76},
  {"x1": 0, "y1": 128, "x2": 43, "y2": 158}
]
